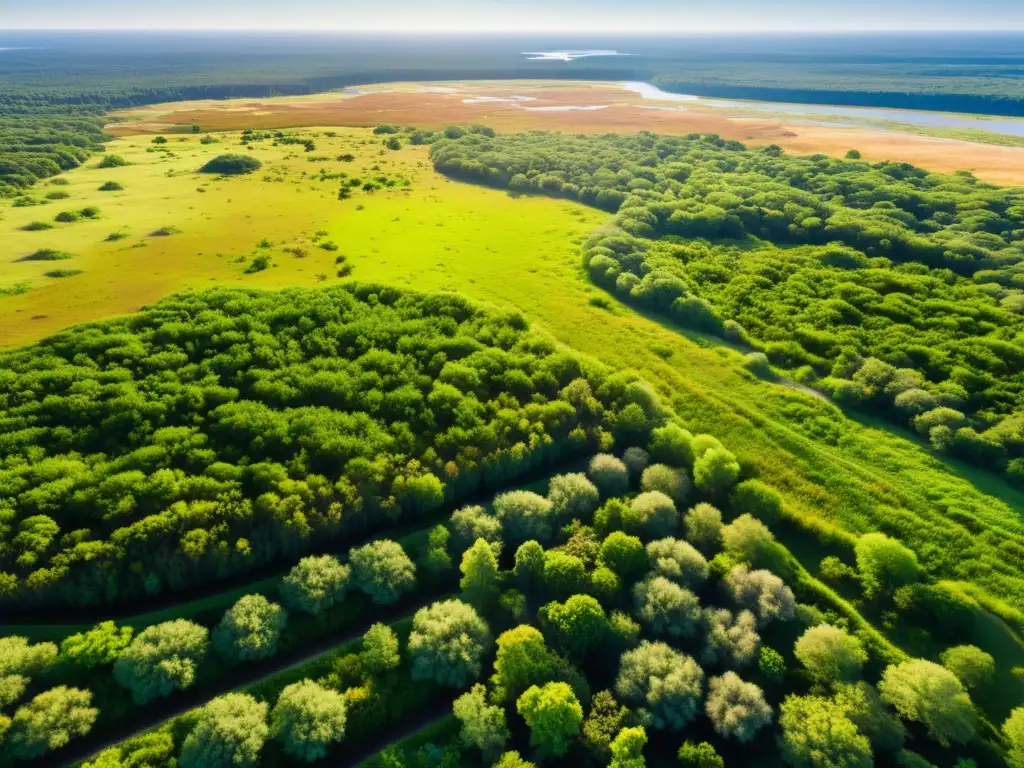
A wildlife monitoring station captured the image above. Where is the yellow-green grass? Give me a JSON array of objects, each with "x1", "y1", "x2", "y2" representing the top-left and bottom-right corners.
[{"x1": 2, "y1": 127, "x2": 1023, "y2": 710}]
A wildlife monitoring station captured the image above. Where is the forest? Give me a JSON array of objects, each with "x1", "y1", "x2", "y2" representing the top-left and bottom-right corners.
[{"x1": 429, "y1": 131, "x2": 1024, "y2": 481}]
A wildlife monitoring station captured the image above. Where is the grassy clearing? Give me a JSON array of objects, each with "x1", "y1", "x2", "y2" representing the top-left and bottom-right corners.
[{"x1": 3, "y1": 126, "x2": 1022, "y2": 711}]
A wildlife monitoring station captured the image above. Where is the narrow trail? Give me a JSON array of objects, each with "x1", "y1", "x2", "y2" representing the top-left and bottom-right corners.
[{"x1": 35, "y1": 592, "x2": 450, "y2": 768}]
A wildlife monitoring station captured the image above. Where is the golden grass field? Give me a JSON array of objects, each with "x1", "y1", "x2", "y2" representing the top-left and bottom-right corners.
[{"x1": 110, "y1": 80, "x2": 1024, "y2": 186}]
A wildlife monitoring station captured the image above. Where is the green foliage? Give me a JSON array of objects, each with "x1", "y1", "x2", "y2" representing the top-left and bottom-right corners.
[
  {"x1": 281, "y1": 555, "x2": 351, "y2": 615},
  {"x1": 632, "y1": 576, "x2": 702, "y2": 640},
  {"x1": 98, "y1": 155, "x2": 128, "y2": 169},
  {"x1": 677, "y1": 741, "x2": 724, "y2": 768},
  {"x1": 759, "y1": 646, "x2": 787, "y2": 683},
  {"x1": 270, "y1": 679, "x2": 347, "y2": 762},
  {"x1": 421, "y1": 524, "x2": 453, "y2": 573},
  {"x1": 615, "y1": 641, "x2": 704, "y2": 731},
  {"x1": 609, "y1": 726, "x2": 647, "y2": 768},
  {"x1": 99, "y1": 180, "x2": 123, "y2": 191},
  {"x1": 495, "y1": 491, "x2": 557, "y2": 544},
  {"x1": 879, "y1": 660, "x2": 977, "y2": 746},
  {"x1": 449, "y1": 505, "x2": 502, "y2": 554},
  {"x1": 516, "y1": 681, "x2": 583, "y2": 758},
  {"x1": 361, "y1": 623, "x2": 401, "y2": 676},
  {"x1": 646, "y1": 537, "x2": 708, "y2": 589},
  {"x1": 542, "y1": 550, "x2": 588, "y2": 599},
  {"x1": 705, "y1": 672, "x2": 772, "y2": 743},
  {"x1": 179, "y1": 693, "x2": 268, "y2": 768},
  {"x1": 794, "y1": 624, "x2": 868, "y2": 684},
  {"x1": 721, "y1": 514, "x2": 776, "y2": 566},
  {"x1": 600, "y1": 531, "x2": 649, "y2": 581},
  {"x1": 1004, "y1": 707, "x2": 1024, "y2": 768},
  {"x1": 453, "y1": 683, "x2": 509, "y2": 760},
  {"x1": 350, "y1": 540, "x2": 417, "y2": 606},
  {"x1": 460, "y1": 538, "x2": 500, "y2": 609},
  {"x1": 834, "y1": 681, "x2": 906, "y2": 752},
  {"x1": 409, "y1": 599, "x2": 491, "y2": 687},
  {"x1": 59, "y1": 621, "x2": 133, "y2": 669},
  {"x1": 588, "y1": 453, "x2": 630, "y2": 496},
  {"x1": 648, "y1": 423, "x2": 695, "y2": 468},
  {"x1": 113, "y1": 619, "x2": 209, "y2": 704},
  {"x1": 514, "y1": 541, "x2": 546, "y2": 593},
  {"x1": 212, "y1": 594, "x2": 288, "y2": 663},
  {"x1": 493, "y1": 751, "x2": 536, "y2": 768},
  {"x1": 6, "y1": 686, "x2": 97, "y2": 759},
  {"x1": 701, "y1": 607, "x2": 761, "y2": 668},
  {"x1": 855, "y1": 533, "x2": 921, "y2": 599},
  {"x1": 693, "y1": 448, "x2": 742, "y2": 496},
  {"x1": 684, "y1": 503, "x2": 724, "y2": 555},
  {"x1": 548, "y1": 472, "x2": 600, "y2": 522},
  {"x1": 725, "y1": 565, "x2": 797, "y2": 627},
  {"x1": 624, "y1": 492, "x2": 678, "y2": 539},
  {"x1": 779, "y1": 694, "x2": 872, "y2": 768},
  {"x1": 543, "y1": 594, "x2": 609, "y2": 658},
  {"x1": 939, "y1": 645, "x2": 995, "y2": 690},
  {"x1": 581, "y1": 690, "x2": 629, "y2": 762},
  {"x1": 199, "y1": 154, "x2": 263, "y2": 175},
  {"x1": 640, "y1": 464, "x2": 690, "y2": 504}
]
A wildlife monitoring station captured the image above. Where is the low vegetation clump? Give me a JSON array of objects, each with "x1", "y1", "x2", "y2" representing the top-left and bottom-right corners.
[
  {"x1": 97, "y1": 155, "x2": 128, "y2": 168},
  {"x1": 44, "y1": 269, "x2": 83, "y2": 278},
  {"x1": 18, "y1": 248, "x2": 72, "y2": 262},
  {"x1": 19, "y1": 221, "x2": 53, "y2": 232},
  {"x1": 199, "y1": 154, "x2": 263, "y2": 175},
  {"x1": 99, "y1": 181, "x2": 124, "y2": 191}
]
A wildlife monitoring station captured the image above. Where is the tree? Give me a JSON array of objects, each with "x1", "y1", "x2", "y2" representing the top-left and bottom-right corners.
[
  {"x1": 460, "y1": 538, "x2": 501, "y2": 609},
  {"x1": 702, "y1": 608, "x2": 760, "y2": 668},
  {"x1": 878, "y1": 660, "x2": 977, "y2": 746},
  {"x1": 778, "y1": 694, "x2": 872, "y2": 768},
  {"x1": 794, "y1": 625, "x2": 867, "y2": 684},
  {"x1": 759, "y1": 647, "x2": 787, "y2": 683},
  {"x1": 588, "y1": 454, "x2": 630, "y2": 496},
  {"x1": 609, "y1": 726, "x2": 647, "y2": 768},
  {"x1": 270, "y1": 680, "x2": 347, "y2": 762},
  {"x1": 684, "y1": 503, "x2": 723, "y2": 555},
  {"x1": 59, "y1": 622, "x2": 133, "y2": 670},
  {"x1": 514, "y1": 540, "x2": 546, "y2": 593},
  {"x1": 449, "y1": 505, "x2": 502, "y2": 554},
  {"x1": 648, "y1": 423, "x2": 694, "y2": 468},
  {"x1": 692, "y1": 447, "x2": 740, "y2": 496},
  {"x1": 280, "y1": 555, "x2": 351, "y2": 615},
  {"x1": 1004, "y1": 707, "x2": 1024, "y2": 768},
  {"x1": 632, "y1": 576, "x2": 701, "y2": 640},
  {"x1": 360, "y1": 623, "x2": 400, "y2": 676},
  {"x1": 0, "y1": 636, "x2": 57, "y2": 708},
  {"x1": 722, "y1": 514, "x2": 776, "y2": 566},
  {"x1": 420, "y1": 524, "x2": 453, "y2": 573},
  {"x1": 495, "y1": 490, "x2": 557, "y2": 543},
  {"x1": 494, "y1": 751, "x2": 536, "y2": 768},
  {"x1": 180, "y1": 693, "x2": 269, "y2": 768},
  {"x1": 6, "y1": 686, "x2": 97, "y2": 760},
  {"x1": 543, "y1": 594, "x2": 609, "y2": 658},
  {"x1": 543, "y1": 550, "x2": 588, "y2": 598},
  {"x1": 615, "y1": 641, "x2": 704, "y2": 730},
  {"x1": 113, "y1": 619, "x2": 209, "y2": 704},
  {"x1": 453, "y1": 684, "x2": 509, "y2": 760},
  {"x1": 854, "y1": 533, "x2": 920, "y2": 599},
  {"x1": 705, "y1": 672, "x2": 772, "y2": 743},
  {"x1": 600, "y1": 532, "x2": 649, "y2": 580},
  {"x1": 492, "y1": 625, "x2": 560, "y2": 701},
  {"x1": 581, "y1": 690, "x2": 629, "y2": 761},
  {"x1": 646, "y1": 537, "x2": 707, "y2": 589},
  {"x1": 409, "y1": 599, "x2": 491, "y2": 687},
  {"x1": 940, "y1": 645, "x2": 995, "y2": 691},
  {"x1": 677, "y1": 741, "x2": 724, "y2": 768},
  {"x1": 516, "y1": 682, "x2": 583, "y2": 758},
  {"x1": 730, "y1": 480, "x2": 784, "y2": 523},
  {"x1": 213, "y1": 594, "x2": 288, "y2": 663},
  {"x1": 640, "y1": 464, "x2": 690, "y2": 504},
  {"x1": 349, "y1": 540, "x2": 417, "y2": 605},
  {"x1": 199, "y1": 154, "x2": 263, "y2": 175},
  {"x1": 725, "y1": 565, "x2": 796, "y2": 627},
  {"x1": 622, "y1": 447, "x2": 650, "y2": 478},
  {"x1": 624, "y1": 492, "x2": 678, "y2": 539},
  {"x1": 549, "y1": 473, "x2": 600, "y2": 522}
]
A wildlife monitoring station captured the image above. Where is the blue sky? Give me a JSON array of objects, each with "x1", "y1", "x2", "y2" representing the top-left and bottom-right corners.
[{"x1": 4, "y1": 0, "x2": 1023, "y2": 31}]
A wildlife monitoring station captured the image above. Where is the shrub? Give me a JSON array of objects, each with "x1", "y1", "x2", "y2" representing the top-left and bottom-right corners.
[
  {"x1": 758, "y1": 647, "x2": 786, "y2": 683},
  {"x1": 349, "y1": 540, "x2": 417, "y2": 605},
  {"x1": 621, "y1": 447, "x2": 650, "y2": 477},
  {"x1": 270, "y1": 680, "x2": 347, "y2": 762},
  {"x1": 855, "y1": 533, "x2": 920, "y2": 598},
  {"x1": 794, "y1": 624, "x2": 867, "y2": 684},
  {"x1": 213, "y1": 594, "x2": 288, "y2": 663},
  {"x1": 730, "y1": 479, "x2": 784, "y2": 523},
  {"x1": 97, "y1": 155, "x2": 128, "y2": 168},
  {"x1": 460, "y1": 538, "x2": 500, "y2": 610},
  {"x1": 940, "y1": 645, "x2": 995, "y2": 690},
  {"x1": 615, "y1": 641, "x2": 703, "y2": 730},
  {"x1": 879, "y1": 660, "x2": 976, "y2": 746},
  {"x1": 280, "y1": 555, "x2": 350, "y2": 615},
  {"x1": 684, "y1": 503, "x2": 724, "y2": 554},
  {"x1": 409, "y1": 599, "x2": 491, "y2": 687},
  {"x1": 646, "y1": 537, "x2": 708, "y2": 588},
  {"x1": 588, "y1": 454, "x2": 630, "y2": 495},
  {"x1": 179, "y1": 693, "x2": 268, "y2": 768},
  {"x1": 624, "y1": 491, "x2": 678, "y2": 539},
  {"x1": 693, "y1": 447, "x2": 741, "y2": 496},
  {"x1": 360, "y1": 623, "x2": 400, "y2": 675},
  {"x1": 21, "y1": 248, "x2": 71, "y2": 261},
  {"x1": 705, "y1": 672, "x2": 772, "y2": 743},
  {"x1": 640, "y1": 463, "x2": 690, "y2": 503},
  {"x1": 722, "y1": 514, "x2": 776, "y2": 565},
  {"x1": 200, "y1": 154, "x2": 263, "y2": 175},
  {"x1": 99, "y1": 181, "x2": 123, "y2": 191},
  {"x1": 54, "y1": 210, "x2": 80, "y2": 223},
  {"x1": 20, "y1": 221, "x2": 52, "y2": 231},
  {"x1": 113, "y1": 620, "x2": 209, "y2": 704},
  {"x1": 743, "y1": 352, "x2": 775, "y2": 379}
]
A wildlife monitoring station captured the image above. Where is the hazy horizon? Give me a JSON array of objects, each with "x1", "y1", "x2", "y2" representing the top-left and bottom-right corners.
[{"x1": 5, "y1": 0, "x2": 1024, "y2": 33}]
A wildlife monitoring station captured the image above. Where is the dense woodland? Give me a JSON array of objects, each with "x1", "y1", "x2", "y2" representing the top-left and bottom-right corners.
[
  {"x1": 0, "y1": 284, "x2": 653, "y2": 608},
  {"x1": 430, "y1": 131, "x2": 1024, "y2": 481},
  {"x1": 5, "y1": 426, "x2": 1021, "y2": 767}
]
